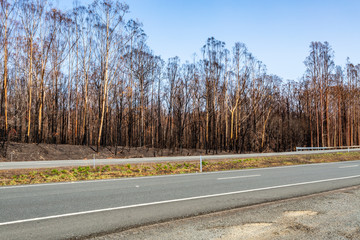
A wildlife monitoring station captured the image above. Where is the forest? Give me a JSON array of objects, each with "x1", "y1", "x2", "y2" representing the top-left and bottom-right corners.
[{"x1": 0, "y1": 0, "x2": 360, "y2": 154}]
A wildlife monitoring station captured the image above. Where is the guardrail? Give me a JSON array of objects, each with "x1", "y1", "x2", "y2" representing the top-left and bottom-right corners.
[{"x1": 296, "y1": 146, "x2": 360, "y2": 152}]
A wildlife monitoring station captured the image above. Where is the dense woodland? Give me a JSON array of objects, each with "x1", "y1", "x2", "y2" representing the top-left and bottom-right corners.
[{"x1": 1, "y1": 0, "x2": 360, "y2": 154}]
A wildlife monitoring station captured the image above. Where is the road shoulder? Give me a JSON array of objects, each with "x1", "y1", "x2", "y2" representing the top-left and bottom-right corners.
[{"x1": 90, "y1": 185, "x2": 360, "y2": 240}]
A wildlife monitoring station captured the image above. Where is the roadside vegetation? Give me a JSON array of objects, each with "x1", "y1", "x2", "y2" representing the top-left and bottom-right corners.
[{"x1": 1, "y1": 152, "x2": 360, "y2": 186}]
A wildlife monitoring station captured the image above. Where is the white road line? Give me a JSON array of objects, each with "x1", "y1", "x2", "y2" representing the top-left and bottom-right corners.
[
  {"x1": 32, "y1": 163, "x2": 56, "y2": 165},
  {"x1": 217, "y1": 175, "x2": 260, "y2": 180},
  {"x1": 0, "y1": 182, "x2": 77, "y2": 189},
  {"x1": 1, "y1": 174, "x2": 360, "y2": 226},
  {"x1": 339, "y1": 165, "x2": 359, "y2": 169}
]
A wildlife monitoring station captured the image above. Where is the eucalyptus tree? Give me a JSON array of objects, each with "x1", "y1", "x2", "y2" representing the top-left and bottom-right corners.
[
  {"x1": 0, "y1": 0, "x2": 17, "y2": 138},
  {"x1": 332, "y1": 66, "x2": 344, "y2": 147},
  {"x1": 47, "y1": 7, "x2": 72, "y2": 143},
  {"x1": 89, "y1": 0, "x2": 128, "y2": 151},
  {"x1": 322, "y1": 42, "x2": 334, "y2": 147},
  {"x1": 182, "y1": 61, "x2": 201, "y2": 149},
  {"x1": 33, "y1": 6, "x2": 64, "y2": 143},
  {"x1": 164, "y1": 56, "x2": 180, "y2": 149},
  {"x1": 346, "y1": 60, "x2": 360, "y2": 146},
  {"x1": 201, "y1": 37, "x2": 226, "y2": 153},
  {"x1": 18, "y1": 0, "x2": 47, "y2": 142},
  {"x1": 227, "y1": 42, "x2": 250, "y2": 150},
  {"x1": 74, "y1": 5, "x2": 93, "y2": 145},
  {"x1": 304, "y1": 41, "x2": 334, "y2": 147},
  {"x1": 153, "y1": 57, "x2": 164, "y2": 148},
  {"x1": 171, "y1": 62, "x2": 193, "y2": 149},
  {"x1": 244, "y1": 57, "x2": 267, "y2": 151},
  {"x1": 128, "y1": 43, "x2": 157, "y2": 147},
  {"x1": 145, "y1": 54, "x2": 162, "y2": 148}
]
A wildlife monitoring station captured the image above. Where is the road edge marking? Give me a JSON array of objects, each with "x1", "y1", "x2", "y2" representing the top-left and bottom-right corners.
[
  {"x1": 217, "y1": 175, "x2": 261, "y2": 180},
  {"x1": 339, "y1": 165, "x2": 359, "y2": 169}
]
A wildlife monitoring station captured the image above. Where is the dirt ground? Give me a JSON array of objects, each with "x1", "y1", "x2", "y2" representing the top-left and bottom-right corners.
[{"x1": 0, "y1": 142, "x2": 227, "y2": 162}]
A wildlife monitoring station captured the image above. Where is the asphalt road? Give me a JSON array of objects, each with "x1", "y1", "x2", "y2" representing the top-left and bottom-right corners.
[
  {"x1": 1, "y1": 160, "x2": 360, "y2": 239},
  {"x1": 1, "y1": 148, "x2": 360, "y2": 170}
]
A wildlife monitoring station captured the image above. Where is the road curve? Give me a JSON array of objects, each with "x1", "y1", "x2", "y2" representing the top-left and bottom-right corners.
[
  {"x1": 1, "y1": 148, "x2": 360, "y2": 170},
  {"x1": 1, "y1": 160, "x2": 360, "y2": 239}
]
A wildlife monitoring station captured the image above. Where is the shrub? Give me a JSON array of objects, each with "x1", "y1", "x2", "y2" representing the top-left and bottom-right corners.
[
  {"x1": 77, "y1": 166, "x2": 85, "y2": 172},
  {"x1": 101, "y1": 165, "x2": 111, "y2": 172}
]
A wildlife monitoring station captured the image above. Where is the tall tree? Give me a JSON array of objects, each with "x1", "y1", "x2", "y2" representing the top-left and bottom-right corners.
[
  {"x1": 90, "y1": 0, "x2": 128, "y2": 151},
  {"x1": 0, "y1": 0, "x2": 17, "y2": 138}
]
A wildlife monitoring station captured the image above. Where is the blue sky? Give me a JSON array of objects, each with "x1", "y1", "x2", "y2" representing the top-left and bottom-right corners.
[{"x1": 57, "y1": 0, "x2": 360, "y2": 80}]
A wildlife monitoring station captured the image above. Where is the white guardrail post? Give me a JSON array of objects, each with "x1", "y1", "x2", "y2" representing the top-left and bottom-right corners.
[{"x1": 200, "y1": 155, "x2": 202, "y2": 173}]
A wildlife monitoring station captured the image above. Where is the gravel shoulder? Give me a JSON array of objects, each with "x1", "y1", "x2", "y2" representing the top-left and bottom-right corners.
[{"x1": 89, "y1": 185, "x2": 360, "y2": 240}]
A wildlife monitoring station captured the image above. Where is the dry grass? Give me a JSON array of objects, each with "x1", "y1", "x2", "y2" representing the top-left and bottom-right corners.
[{"x1": 1, "y1": 151, "x2": 359, "y2": 186}]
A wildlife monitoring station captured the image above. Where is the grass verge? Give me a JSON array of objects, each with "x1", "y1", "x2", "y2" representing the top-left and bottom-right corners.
[{"x1": 1, "y1": 151, "x2": 360, "y2": 186}]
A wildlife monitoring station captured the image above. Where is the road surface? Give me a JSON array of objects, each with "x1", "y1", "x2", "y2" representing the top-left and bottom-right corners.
[
  {"x1": 1, "y1": 160, "x2": 360, "y2": 239},
  {"x1": 1, "y1": 148, "x2": 360, "y2": 170}
]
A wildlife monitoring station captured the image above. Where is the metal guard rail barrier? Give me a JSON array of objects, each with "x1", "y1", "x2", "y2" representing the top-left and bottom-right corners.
[{"x1": 296, "y1": 146, "x2": 360, "y2": 151}]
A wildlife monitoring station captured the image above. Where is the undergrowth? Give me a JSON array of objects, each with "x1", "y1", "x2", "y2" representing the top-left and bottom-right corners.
[{"x1": 1, "y1": 152, "x2": 360, "y2": 186}]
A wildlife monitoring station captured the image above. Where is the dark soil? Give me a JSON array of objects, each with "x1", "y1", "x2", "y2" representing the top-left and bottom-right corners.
[{"x1": 0, "y1": 142, "x2": 228, "y2": 162}]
